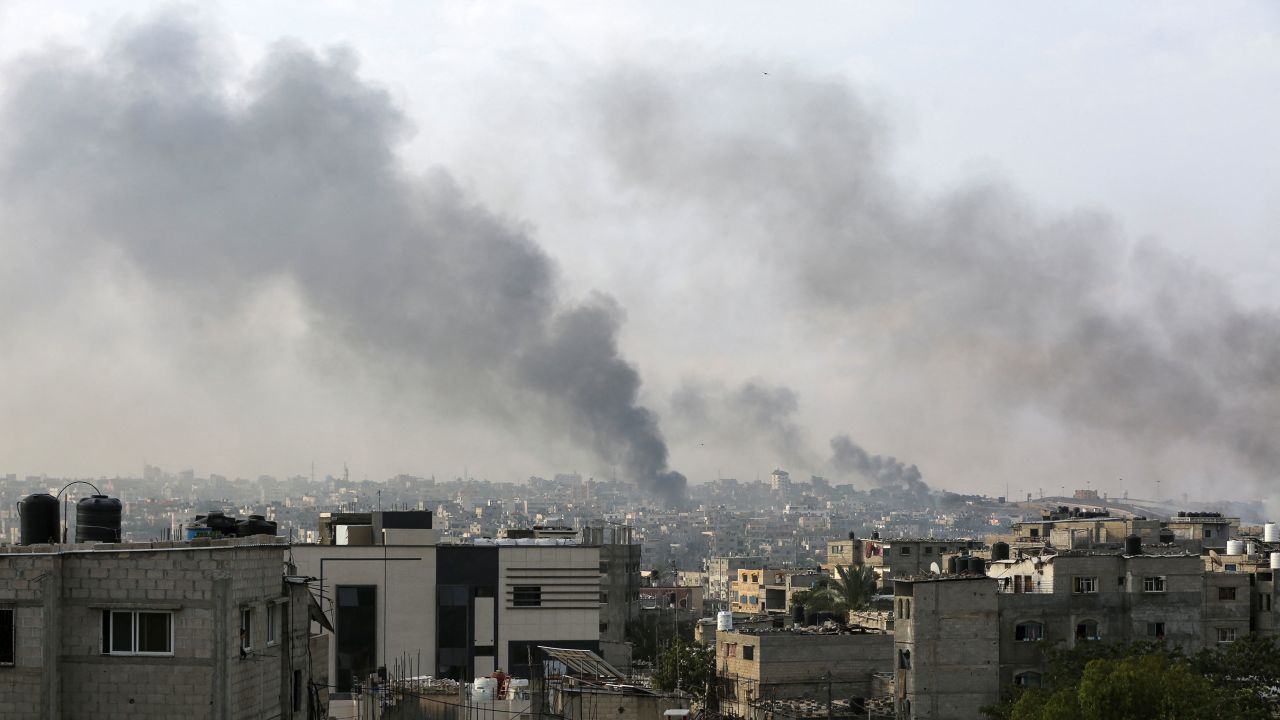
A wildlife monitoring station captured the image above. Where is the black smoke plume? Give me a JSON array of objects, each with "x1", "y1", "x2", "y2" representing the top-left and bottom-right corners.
[
  {"x1": 0, "y1": 17, "x2": 684, "y2": 499},
  {"x1": 829, "y1": 434, "x2": 930, "y2": 499}
]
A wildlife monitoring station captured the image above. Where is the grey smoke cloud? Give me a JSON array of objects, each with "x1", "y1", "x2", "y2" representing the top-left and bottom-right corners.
[
  {"x1": 829, "y1": 434, "x2": 929, "y2": 500},
  {"x1": 670, "y1": 379, "x2": 810, "y2": 469},
  {"x1": 586, "y1": 66, "x2": 1280, "y2": 502},
  {"x1": 0, "y1": 17, "x2": 684, "y2": 498}
]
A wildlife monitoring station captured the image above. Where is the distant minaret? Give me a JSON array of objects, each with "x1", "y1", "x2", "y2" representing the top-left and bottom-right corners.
[{"x1": 343, "y1": 462, "x2": 349, "y2": 485}]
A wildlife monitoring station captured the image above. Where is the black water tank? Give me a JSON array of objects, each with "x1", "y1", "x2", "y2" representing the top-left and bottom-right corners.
[
  {"x1": 76, "y1": 495, "x2": 122, "y2": 543},
  {"x1": 204, "y1": 511, "x2": 237, "y2": 536},
  {"x1": 19, "y1": 493, "x2": 60, "y2": 545},
  {"x1": 947, "y1": 555, "x2": 960, "y2": 574},
  {"x1": 848, "y1": 530, "x2": 856, "y2": 540},
  {"x1": 1159, "y1": 529, "x2": 1175, "y2": 544},
  {"x1": 992, "y1": 542, "x2": 1011, "y2": 562},
  {"x1": 235, "y1": 515, "x2": 278, "y2": 537},
  {"x1": 1124, "y1": 534, "x2": 1142, "y2": 555},
  {"x1": 967, "y1": 556, "x2": 986, "y2": 576}
]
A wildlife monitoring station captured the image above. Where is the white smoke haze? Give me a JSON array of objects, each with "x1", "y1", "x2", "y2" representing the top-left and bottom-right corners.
[{"x1": 1, "y1": 11, "x2": 1277, "y2": 511}]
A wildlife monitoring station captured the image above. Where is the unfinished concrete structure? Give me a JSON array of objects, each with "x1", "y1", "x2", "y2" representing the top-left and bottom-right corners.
[
  {"x1": 717, "y1": 626, "x2": 893, "y2": 720},
  {"x1": 0, "y1": 536, "x2": 322, "y2": 720},
  {"x1": 892, "y1": 575, "x2": 1000, "y2": 720}
]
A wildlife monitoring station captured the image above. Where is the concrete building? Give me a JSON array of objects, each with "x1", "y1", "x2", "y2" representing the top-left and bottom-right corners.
[
  {"x1": 893, "y1": 546, "x2": 1254, "y2": 718},
  {"x1": 706, "y1": 555, "x2": 765, "y2": 610},
  {"x1": 851, "y1": 537, "x2": 982, "y2": 589},
  {"x1": 293, "y1": 511, "x2": 613, "y2": 690},
  {"x1": 892, "y1": 575, "x2": 1000, "y2": 720},
  {"x1": 0, "y1": 535, "x2": 323, "y2": 720},
  {"x1": 583, "y1": 522, "x2": 642, "y2": 668},
  {"x1": 717, "y1": 626, "x2": 894, "y2": 720}
]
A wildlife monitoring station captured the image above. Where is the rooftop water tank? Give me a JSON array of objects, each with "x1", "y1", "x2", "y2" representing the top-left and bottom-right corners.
[
  {"x1": 75, "y1": 495, "x2": 122, "y2": 543},
  {"x1": 991, "y1": 542, "x2": 1010, "y2": 562},
  {"x1": 967, "y1": 556, "x2": 986, "y2": 576},
  {"x1": 1265, "y1": 523, "x2": 1279, "y2": 543},
  {"x1": 18, "y1": 493, "x2": 60, "y2": 545},
  {"x1": 204, "y1": 511, "x2": 237, "y2": 537},
  {"x1": 946, "y1": 555, "x2": 960, "y2": 574},
  {"x1": 1271, "y1": 552, "x2": 1279, "y2": 571},
  {"x1": 1226, "y1": 540, "x2": 1246, "y2": 555},
  {"x1": 717, "y1": 611, "x2": 733, "y2": 631},
  {"x1": 471, "y1": 677, "x2": 497, "y2": 702},
  {"x1": 235, "y1": 515, "x2": 278, "y2": 538}
]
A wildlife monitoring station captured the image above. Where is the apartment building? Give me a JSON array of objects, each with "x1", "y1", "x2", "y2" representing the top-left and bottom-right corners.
[
  {"x1": 845, "y1": 537, "x2": 982, "y2": 589},
  {"x1": 0, "y1": 535, "x2": 322, "y2": 720},
  {"x1": 292, "y1": 511, "x2": 618, "y2": 691},
  {"x1": 892, "y1": 546, "x2": 1253, "y2": 719},
  {"x1": 706, "y1": 555, "x2": 765, "y2": 610}
]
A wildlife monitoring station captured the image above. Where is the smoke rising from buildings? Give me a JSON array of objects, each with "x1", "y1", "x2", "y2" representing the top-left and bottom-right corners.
[
  {"x1": 0, "y1": 18, "x2": 684, "y2": 499},
  {"x1": 585, "y1": 67, "x2": 1280, "y2": 503},
  {"x1": 829, "y1": 435, "x2": 930, "y2": 499}
]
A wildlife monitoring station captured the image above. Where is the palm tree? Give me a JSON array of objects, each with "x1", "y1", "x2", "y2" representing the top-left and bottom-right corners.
[{"x1": 801, "y1": 565, "x2": 878, "y2": 620}]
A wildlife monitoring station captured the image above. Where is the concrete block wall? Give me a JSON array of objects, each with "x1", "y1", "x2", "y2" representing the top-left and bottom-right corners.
[{"x1": 0, "y1": 538, "x2": 300, "y2": 720}]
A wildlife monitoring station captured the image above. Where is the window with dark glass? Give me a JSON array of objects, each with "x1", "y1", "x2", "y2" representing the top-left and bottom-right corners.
[
  {"x1": 336, "y1": 585, "x2": 377, "y2": 693},
  {"x1": 1015, "y1": 621, "x2": 1043, "y2": 641},
  {"x1": 0, "y1": 608, "x2": 14, "y2": 665},
  {"x1": 743, "y1": 645, "x2": 754, "y2": 660},
  {"x1": 101, "y1": 610, "x2": 172, "y2": 655},
  {"x1": 1218, "y1": 587, "x2": 1237, "y2": 601},
  {"x1": 513, "y1": 586, "x2": 542, "y2": 607}
]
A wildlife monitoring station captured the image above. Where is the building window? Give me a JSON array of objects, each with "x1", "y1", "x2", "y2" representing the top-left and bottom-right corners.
[
  {"x1": 1075, "y1": 620, "x2": 1100, "y2": 641},
  {"x1": 293, "y1": 669, "x2": 303, "y2": 712},
  {"x1": 743, "y1": 645, "x2": 755, "y2": 661},
  {"x1": 1073, "y1": 577, "x2": 1098, "y2": 594},
  {"x1": 241, "y1": 608, "x2": 253, "y2": 651},
  {"x1": 1014, "y1": 621, "x2": 1044, "y2": 642},
  {"x1": 751, "y1": 574, "x2": 759, "y2": 583},
  {"x1": 600, "y1": 561, "x2": 611, "y2": 574},
  {"x1": 600, "y1": 592, "x2": 609, "y2": 604},
  {"x1": 904, "y1": 599, "x2": 910, "y2": 620},
  {"x1": 924, "y1": 547, "x2": 933, "y2": 555},
  {"x1": 1014, "y1": 671, "x2": 1043, "y2": 687},
  {"x1": 0, "y1": 608, "x2": 13, "y2": 665},
  {"x1": 900, "y1": 547, "x2": 912, "y2": 556},
  {"x1": 1146, "y1": 622, "x2": 1166, "y2": 639},
  {"x1": 599, "y1": 622, "x2": 609, "y2": 633},
  {"x1": 267, "y1": 604, "x2": 279, "y2": 645},
  {"x1": 1263, "y1": 594, "x2": 1273, "y2": 612},
  {"x1": 1218, "y1": 587, "x2": 1237, "y2": 601},
  {"x1": 513, "y1": 586, "x2": 542, "y2": 607},
  {"x1": 1203, "y1": 529, "x2": 1212, "y2": 539},
  {"x1": 101, "y1": 610, "x2": 173, "y2": 656},
  {"x1": 1217, "y1": 628, "x2": 1237, "y2": 644},
  {"x1": 898, "y1": 649, "x2": 911, "y2": 669},
  {"x1": 725, "y1": 642, "x2": 737, "y2": 657},
  {"x1": 1117, "y1": 576, "x2": 1126, "y2": 589},
  {"x1": 1143, "y1": 576, "x2": 1166, "y2": 593}
]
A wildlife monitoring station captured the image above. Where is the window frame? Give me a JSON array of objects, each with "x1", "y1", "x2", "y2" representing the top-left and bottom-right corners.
[
  {"x1": 102, "y1": 610, "x2": 174, "y2": 657},
  {"x1": 1014, "y1": 621, "x2": 1045, "y2": 642},
  {"x1": 743, "y1": 645, "x2": 755, "y2": 661},
  {"x1": 241, "y1": 607, "x2": 253, "y2": 652},
  {"x1": 1143, "y1": 576, "x2": 1167, "y2": 593},
  {"x1": 1218, "y1": 586, "x2": 1237, "y2": 601},
  {"x1": 266, "y1": 603, "x2": 279, "y2": 646},
  {"x1": 1073, "y1": 576, "x2": 1098, "y2": 594},
  {"x1": 1146, "y1": 621, "x2": 1166, "y2": 639},
  {"x1": 1217, "y1": 627, "x2": 1237, "y2": 644},
  {"x1": 0, "y1": 607, "x2": 14, "y2": 666},
  {"x1": 1075, "y1": 619, "x2": 1100, "y2": 641}
]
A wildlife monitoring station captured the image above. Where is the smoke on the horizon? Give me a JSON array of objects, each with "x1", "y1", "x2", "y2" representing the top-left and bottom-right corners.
[
  {"x1": 829, "y1": 434, "x2": 930, "y2": 499},
  {"x1": 0, "y1": 17, "x2": 685, "y2": 498},
  {"x1": 585, "y1": 66, "x2": 1280, "y2": 505}
]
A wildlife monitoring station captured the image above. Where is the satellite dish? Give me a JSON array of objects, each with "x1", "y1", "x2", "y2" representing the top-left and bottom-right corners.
[{"x1": 929, "y1": 562, "x2": 941, "y2": 575}]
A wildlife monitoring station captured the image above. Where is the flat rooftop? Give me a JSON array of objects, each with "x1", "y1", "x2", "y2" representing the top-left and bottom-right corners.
[{"x1": 0, "y1": 535, "x2": 287, "y2": 555}]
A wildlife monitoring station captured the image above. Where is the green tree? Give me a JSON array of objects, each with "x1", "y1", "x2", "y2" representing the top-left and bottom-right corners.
[
  {"x1": 988, "y1": 641, "x2": 1262, "y2": 720},
  {"x1": 652, "y1": 637, "x2": 715, "y2": 696},
  {"x1": 796, "y1": 565, "x2": 878, "y2": 620}
]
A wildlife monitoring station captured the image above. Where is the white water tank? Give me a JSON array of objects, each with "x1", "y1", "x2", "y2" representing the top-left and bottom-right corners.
[
  {"x1": 1265, "y1": 523, "x2": 1279, "y2": 543},
  {"x1": 1246, "y1": 542, "x2": 1257, "y2": 556},
  {"x1": 717, "y1": 611, "x2": 733, "y2": 631},
  {"x1": 1226, "y1": 539, "x2": 1246, "y2": 555},
  {"x1": 1271, "y1": 552, "x2": 1280, "y2": 571},
  {"x1": 471, "y1": 677, "x2": 497, "y2": 702}
]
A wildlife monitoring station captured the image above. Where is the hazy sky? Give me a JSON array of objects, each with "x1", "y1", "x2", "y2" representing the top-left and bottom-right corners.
[{"x1": 1, "y1": 2, "x2": 1277, "y2": 505}]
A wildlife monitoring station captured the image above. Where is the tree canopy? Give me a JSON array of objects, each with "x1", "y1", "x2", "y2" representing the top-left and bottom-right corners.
[{"x1": 985, "y1": 636, "x2": 1280, "y2": 720}]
